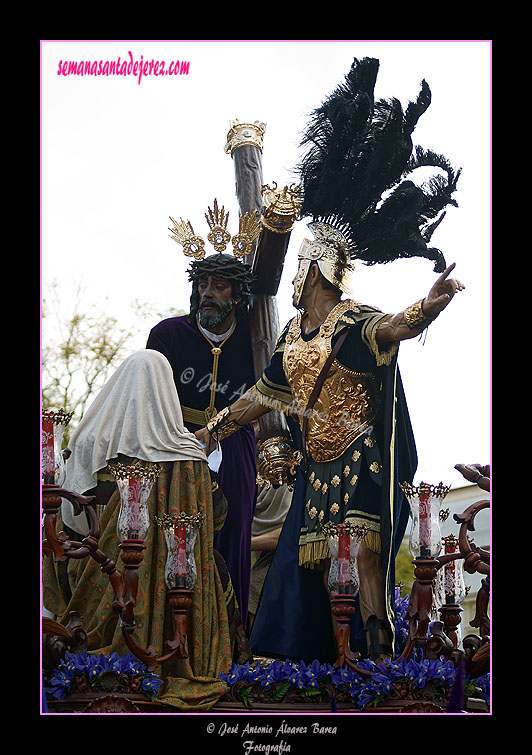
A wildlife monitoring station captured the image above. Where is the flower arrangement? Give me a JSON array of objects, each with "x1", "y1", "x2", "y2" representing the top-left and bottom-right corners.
[
  {"x1": 219, "y1": 654, "x2": 459, "y2": 711},
  {"x1": 46, "y1": 650, "x2": 164, "y2": 702},
  {"x1": 219, "y1": 588, "x2": 490, "y2": 711}
]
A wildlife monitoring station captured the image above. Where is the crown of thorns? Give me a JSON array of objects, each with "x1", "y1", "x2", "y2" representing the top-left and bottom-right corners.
[{"x1": 186, "y1": 253, "x2": 256, "y2": 295}]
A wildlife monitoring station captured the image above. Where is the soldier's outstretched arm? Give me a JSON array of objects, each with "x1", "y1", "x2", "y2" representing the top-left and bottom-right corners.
[{"x1": 376, "y1": 263, "x2": 465, "y2": 344}]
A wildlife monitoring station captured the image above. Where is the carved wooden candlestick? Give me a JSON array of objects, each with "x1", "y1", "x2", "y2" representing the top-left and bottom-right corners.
[
  {"x1": 160, "y1": 587, "x2": 194, "y2": 659},
  {"x1": 118, "y1": 540, "x2": 146, "y2": 632},
  {"x1": 439, "y1": 602, "x2": 463, "y2": 649},
  {"x1": 59, "y1": 531, "x2": 126, "y2": 617},
  {"x1": 42, "y1": 484, "x2": 70, "y2": 562},
  {"x1": 119, "y1": 586, "x2": 195, "y2": 672},
  {"x1": 436, "y1": 534, "x2": 467, "y2": 649},
  {"x1": 42, "y1": 453, "x2": 202, "y2": 677},
  {"x1": 42, "y1": 484, "x2": 97, "y2": 562},
  {"x1": 114, "y1": 507, "x2": 204, "y2": 671},
  {"x1": 399, "y1": 556, "x2": 439, "y2": 661},
  {"x1": 398, "y1": 482, "x2": 453, "y2": 661},
  {"x1": 323, "y1": 522, "x2": 375, "y2": 678},
  {"x1": 330, "y1": 594, "x2": 372, "y2": 677},
  {"x1": 115, "y1": 540, "x2": 194, "y2": 670},
  {"x1": 331, "y1": 593, "x2": 357, "y2": 667},
  {"x1": 401, "y1": 546, "x2": 469, "y2": 661}
]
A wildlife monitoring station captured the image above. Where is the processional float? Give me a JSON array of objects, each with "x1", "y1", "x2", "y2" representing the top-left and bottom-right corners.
[
  {"x1": 41, "y1": 119, "x2": 302, "y2": 674},
  {"x1": 42, "y1": 119, "x2": 489, "y2": 703}
]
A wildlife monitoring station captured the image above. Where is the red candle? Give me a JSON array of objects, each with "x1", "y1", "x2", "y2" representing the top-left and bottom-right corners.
[
  {"x1": 337, "y1": 524, "x2": 351, "y2": 588},
  {"x1": 444, "y1": 536, "x2": 457, "y2": 603},
  {"x1": 444, "y1": 537, "x2": 456, "y2": 555},
  {"x1": 127, "y1": 477, "x2": 142, "y2": 539},
  {"x1": 174, "y1": 522, "x2": 187, "y2": 586},
  {"x1": 418, "y1": 486, "x2": 431, "y2": 556},
  {"x1": 42, "y1": 415, "x2": 55, "y2": 478}
]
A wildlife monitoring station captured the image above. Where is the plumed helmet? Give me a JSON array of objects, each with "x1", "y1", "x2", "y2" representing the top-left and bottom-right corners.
[{"x1": 294, "y1": 56, "x2": 461, "y2": 299}]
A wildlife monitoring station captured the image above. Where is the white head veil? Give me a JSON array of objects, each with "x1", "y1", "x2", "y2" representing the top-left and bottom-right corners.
[{"x1": 61, "y1": 349, "x2": 207, "y2": 534}]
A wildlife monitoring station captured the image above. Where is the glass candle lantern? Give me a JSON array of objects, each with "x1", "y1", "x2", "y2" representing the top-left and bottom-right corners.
[
  {"x1": 441, "y1": 534, "x2": 467, "y2": 605},
  {"x1": 42, "y1": 409, "x2": 74, "y2": 486},
  {"x1": 156, "y1": 512, "x2": 205, "y2": 590},
  {"x1": 322, "y1": 522, "x2": 368, "y2": 595},
  {"x1": 400, "y1": 481, "x2": 451, "y2": 558},
  {"x1": 109, "y1": 460, "x2": 160, "y2": 542}
]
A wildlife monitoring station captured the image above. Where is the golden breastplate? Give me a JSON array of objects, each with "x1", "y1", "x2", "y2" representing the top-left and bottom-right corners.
[{"x1": 283, "y1": 301, "x2": 380, "y2": 462}]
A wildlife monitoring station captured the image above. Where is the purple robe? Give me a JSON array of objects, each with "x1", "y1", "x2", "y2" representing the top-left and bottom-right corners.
[{"x1": 147, "y1": 315, "x2": 257, "y2": 624}]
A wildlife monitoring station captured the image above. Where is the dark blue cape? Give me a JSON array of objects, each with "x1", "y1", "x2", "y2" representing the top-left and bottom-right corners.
[{"x1": 249, "y1": 350, "x2": 417, "y2": 662}]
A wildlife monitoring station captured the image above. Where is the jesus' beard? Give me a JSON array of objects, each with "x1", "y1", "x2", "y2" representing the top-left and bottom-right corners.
[{"x1": 197, "y1": 298, "x2": 237, "y2": 330}]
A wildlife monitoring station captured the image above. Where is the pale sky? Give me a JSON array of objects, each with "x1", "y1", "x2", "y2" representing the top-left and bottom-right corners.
[{"x1": 41, "y1": 40, "x2": 491, "y2": 490}]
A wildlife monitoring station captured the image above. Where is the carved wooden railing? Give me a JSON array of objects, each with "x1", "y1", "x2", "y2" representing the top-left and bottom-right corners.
[
  {"x1": 398, "y1": 468, "x2": 490, "y2": 678},
  {"x1": 42, "y1": 481, "x2": 192, "y2": 673},
  {"x1": 43, "y1": 463, "x2": 491, "y2": 685}
]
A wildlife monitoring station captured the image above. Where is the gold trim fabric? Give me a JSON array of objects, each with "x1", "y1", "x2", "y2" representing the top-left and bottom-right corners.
[
  {"x1": 358, "y1": 311, "x2": 399, "y2": 367},
  {"x1": 181, "y1": 405, "x2": 211, "y2": 427},
  {"x1": 246, "y1": 378, "x2": 293, "y2": 414},
  {"x1": 42, "y1": 460, "x2": 233, "y2": 711},
  {"x1": 298, "y1": 522, "x2": 381, "y2": 568}
]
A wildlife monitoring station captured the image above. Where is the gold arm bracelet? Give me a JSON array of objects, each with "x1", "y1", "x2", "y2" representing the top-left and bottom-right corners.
[
  {"x1": 206, "y1": 406, "x2": 242, "y2": 442},
  {"x1": 404, "y1": 299, "x2": 435, "y2": 330}
]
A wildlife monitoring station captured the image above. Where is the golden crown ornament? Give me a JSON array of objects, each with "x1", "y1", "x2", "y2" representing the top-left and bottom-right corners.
[
  {"x1": 169, "y1": 199, "x2": 262, "y2": 261},
  {"x1": 231, "y1": 209, "x2": 262, "y2": 259},
  {"x1": 224, "y1": 119, "x2": 266, "y2": 156},
  {"x1": 261, "y1": 183, "x2": 302, "y2": 234},
  {"x1": 205, "y1": 199, "x2": 231, "y2": 252},
  {"x1": 168, "y1": 218, "x2": 206, "y2": 259}
]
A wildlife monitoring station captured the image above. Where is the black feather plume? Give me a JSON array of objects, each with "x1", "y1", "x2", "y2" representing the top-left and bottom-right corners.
[{"x1": 296, "y1": 57, "x2": 460, "y2": 273}]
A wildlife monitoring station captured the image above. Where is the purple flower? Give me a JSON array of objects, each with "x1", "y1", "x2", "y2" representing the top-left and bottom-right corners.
[
  {"x1": 48, "y1": 670, "x2": 74, "y2": 699},
  {"x1": 357, "y1": 692, "x2": 376, "y2": 710},
  {"x1": 140, "y1": 675, "x2": 164, "y2": 700},
  {"x1": 47, "y1": 651, "x2": 163, "y2": 703},
  {"x1": 220, "y1": 662, "x2": 250, "y2": 684},
  {"x1": 260, "y1": 659, "x2": 285, "y2": 688},
  {"x1": 218, "y1": 641, "x2": 462, "y2": 712},
  {"x1": 117, "y1": 652, "x2": 148, "y2": 676},
  {"x1": 61, "y1": 649, "x2": 93, "y2": 674},
  {"x1": 469, "y1": 673, "x2": 490, "y2": 705}
]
